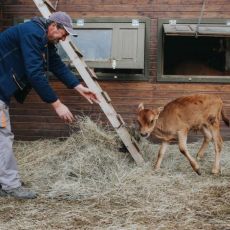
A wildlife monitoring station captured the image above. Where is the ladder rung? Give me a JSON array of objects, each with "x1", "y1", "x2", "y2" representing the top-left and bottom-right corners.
[
  {"x1": 131, "y1": 137, "x2": 141, "y2": 153},
  {"x1": 116, "y1": 114, "x2": 125, "y2": 128},
  {"x1": 101, "y1": 91, "x2": 111, "y2": 103},
  {"x1": 69, "y1": 41, "x2": 84, "y2": 58},
  {"x1": 85, "y1": 67, "x2": 98, "y2": 80},
  {"x1": 44, "y1": 0, "x2": 56, "y2": 11}
]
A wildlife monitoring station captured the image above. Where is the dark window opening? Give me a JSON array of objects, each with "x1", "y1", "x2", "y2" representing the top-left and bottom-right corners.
[{"x1": 163, "y1": 36, "x2": 229, "y2": 76}]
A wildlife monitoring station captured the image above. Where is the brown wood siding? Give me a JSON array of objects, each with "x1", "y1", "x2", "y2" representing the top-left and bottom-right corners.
[
  {"x1": 1, "y1": 0, "x2": 230, "y2": 140},
  {"x1": 10, "y1": 82, "x2": 230, "y2": 141}
]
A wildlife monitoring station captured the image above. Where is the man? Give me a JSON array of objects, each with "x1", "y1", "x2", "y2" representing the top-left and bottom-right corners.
[{"x1": 0, "y1": 12, "x2": 99, "y2": 199}]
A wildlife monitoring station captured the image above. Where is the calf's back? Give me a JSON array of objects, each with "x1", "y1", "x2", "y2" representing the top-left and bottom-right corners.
[{"x1": 159, "y1": 94, "x2": 222, "y2": 132}]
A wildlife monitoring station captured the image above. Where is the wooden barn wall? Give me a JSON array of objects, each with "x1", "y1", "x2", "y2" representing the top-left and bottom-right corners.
[{"x1": 2, "y1": 0, "x2": 230, "y2": 141}]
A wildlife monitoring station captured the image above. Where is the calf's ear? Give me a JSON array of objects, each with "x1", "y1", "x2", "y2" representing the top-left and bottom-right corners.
[
  {"x1": 138, "y1": 103, "x2": 144, "y2": 112},
  {"x1": 155, "y1": 106, "x2": 164, "y2": 118},
  {"x1": 157, "y1": 107, "x2": 164, "y2": 113}
]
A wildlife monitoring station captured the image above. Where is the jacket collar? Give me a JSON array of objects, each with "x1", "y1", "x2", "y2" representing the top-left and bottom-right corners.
[{"x1": 31, "y1": 17, "x2": 48, "y2": 33}]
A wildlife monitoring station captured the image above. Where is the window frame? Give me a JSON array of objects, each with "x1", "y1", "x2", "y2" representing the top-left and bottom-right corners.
[
  {"x1": 69, "y1": 23, "x2": 145, "y2": 69},
  {"x1": 69, "y1": 17, "x2": 151, "y2": 81},
  {"x1": 157, "y1": 18, "x2": 230, "y2": 83}
]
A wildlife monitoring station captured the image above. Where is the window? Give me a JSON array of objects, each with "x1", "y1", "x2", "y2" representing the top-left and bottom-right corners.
[
  {"x1": 58, "y1": 18, "x2": 150, "y2": 80},
  {"x1": 157, "y1": 19, "x2": 230, "y2": 83},
  {"x1": 59, "y1": 29, "x2": 113, "y2": 61}
]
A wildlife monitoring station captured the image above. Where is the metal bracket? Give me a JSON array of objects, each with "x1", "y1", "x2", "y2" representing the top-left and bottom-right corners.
[
  {"x1": 132, "y1": 19, "x2": 140, "y2": 27},
  {"x1": 169, "y1": 19, "x2": 177, "y2": 25}
]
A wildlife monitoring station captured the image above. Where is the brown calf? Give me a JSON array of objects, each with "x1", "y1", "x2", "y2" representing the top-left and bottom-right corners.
[{"x1": 137, "y1": 94, "x2": 229, "y2": 175}]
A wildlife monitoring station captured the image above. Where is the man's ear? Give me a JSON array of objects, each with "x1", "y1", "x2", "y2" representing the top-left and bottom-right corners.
[
  {"x1": 48, "y1": 22, "x2": 56, "y2": 30},
  {"x1": 155, "y1": 106, "x2": 164, "y2": 119},
  {"x1": 138, "y1": 103, "x2": 144, "y2": 112}
]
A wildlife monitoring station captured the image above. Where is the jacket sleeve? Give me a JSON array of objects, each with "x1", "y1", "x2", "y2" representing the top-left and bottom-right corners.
[
  {"x1": 48, "y1": 44, "x2": 80, "y2": 89},
  {"x1": 19, "y1": 32, "x2": 58, "y2": 103}
]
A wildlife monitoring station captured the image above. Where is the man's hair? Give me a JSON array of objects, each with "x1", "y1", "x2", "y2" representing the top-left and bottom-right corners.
[{"x1": 46, "y1": 19, "x2": 64, "y2": 30}]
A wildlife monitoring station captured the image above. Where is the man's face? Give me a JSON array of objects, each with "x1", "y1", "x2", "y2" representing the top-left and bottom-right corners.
[{"x1": 47, "y1": 23, "x2": 69, "y2": 44}]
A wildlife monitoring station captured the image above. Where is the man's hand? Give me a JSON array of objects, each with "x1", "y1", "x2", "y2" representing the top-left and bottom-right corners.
[
  {"x1": 74, "y1": 84, "x2": 100, "y2": 104},
  {"x1": 52, "y1": 99, "x2": 74, "y2": 123}
]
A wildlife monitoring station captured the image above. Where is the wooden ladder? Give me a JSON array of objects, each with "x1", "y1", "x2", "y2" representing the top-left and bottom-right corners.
[{"x1": 32, "y1": 0, "x2": 144, "y2": 165}]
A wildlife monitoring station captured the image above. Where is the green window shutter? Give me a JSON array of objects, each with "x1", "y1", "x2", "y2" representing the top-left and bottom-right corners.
[
  {"x1": 164, "y1": 24, "x2": 230, "y2": 37},
  {"x1": 113, "y1": 23, "x2": 145, "y2": 69}
]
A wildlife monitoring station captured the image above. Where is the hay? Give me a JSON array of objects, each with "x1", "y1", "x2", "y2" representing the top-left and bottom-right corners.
[{"x1": 1, "y1": 116, "x2": 230, "y2": 229}]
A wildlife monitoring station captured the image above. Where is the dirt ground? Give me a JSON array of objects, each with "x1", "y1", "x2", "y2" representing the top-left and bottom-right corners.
[{"x1": 0, "y1": 118, "x2": 230, "y2": 230}]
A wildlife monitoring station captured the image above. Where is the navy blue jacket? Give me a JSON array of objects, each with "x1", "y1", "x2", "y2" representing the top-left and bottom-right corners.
[{"x1": 0, "y1": 17, "x2": 80, "y2": 104}]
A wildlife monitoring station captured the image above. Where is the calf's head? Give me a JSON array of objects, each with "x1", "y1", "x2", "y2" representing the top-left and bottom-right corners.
[{"x1": 137, "y1": 103, "x2": 163, "y2": 138}]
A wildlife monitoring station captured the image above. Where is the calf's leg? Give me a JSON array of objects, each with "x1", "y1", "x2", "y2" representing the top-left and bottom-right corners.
[
  {"x1": 154, "y1": 141, "x2": 169, "y2": 170},
  {"x1": 196, "y1": 126, "x2": 212, "y2": 160},
  {"x1": 210, "y1": 124, "x2": 223, "y2": 175},
  {"x1": 178, "y1": 130, "x2": 201, "y2": 175}
]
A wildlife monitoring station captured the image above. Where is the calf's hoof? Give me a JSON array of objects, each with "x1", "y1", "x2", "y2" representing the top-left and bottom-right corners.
[
  {"x1": 196, "y1": 156, "x2": 203, "y2": 161},
  {"x1": 195, "y1": 168, "x2": 202, "y2": 175},
  {"x1": 211, "y1": 168, "x2": 220, "y2": 175},
  {"x1": 153, "y1": 165, "x2": 161, "y2": 171},
  {"x1": 153, "y1": 167, "x2": 161, "y2": 174}
]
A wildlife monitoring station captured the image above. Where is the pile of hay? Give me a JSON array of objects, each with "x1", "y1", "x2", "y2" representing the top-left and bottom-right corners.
[
  {"x1": 15, "y1": 116, "x2": 151, "y2": 200},
  {"x1": 11, "y1": 116, "x2": 230, "y2": 229}
]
